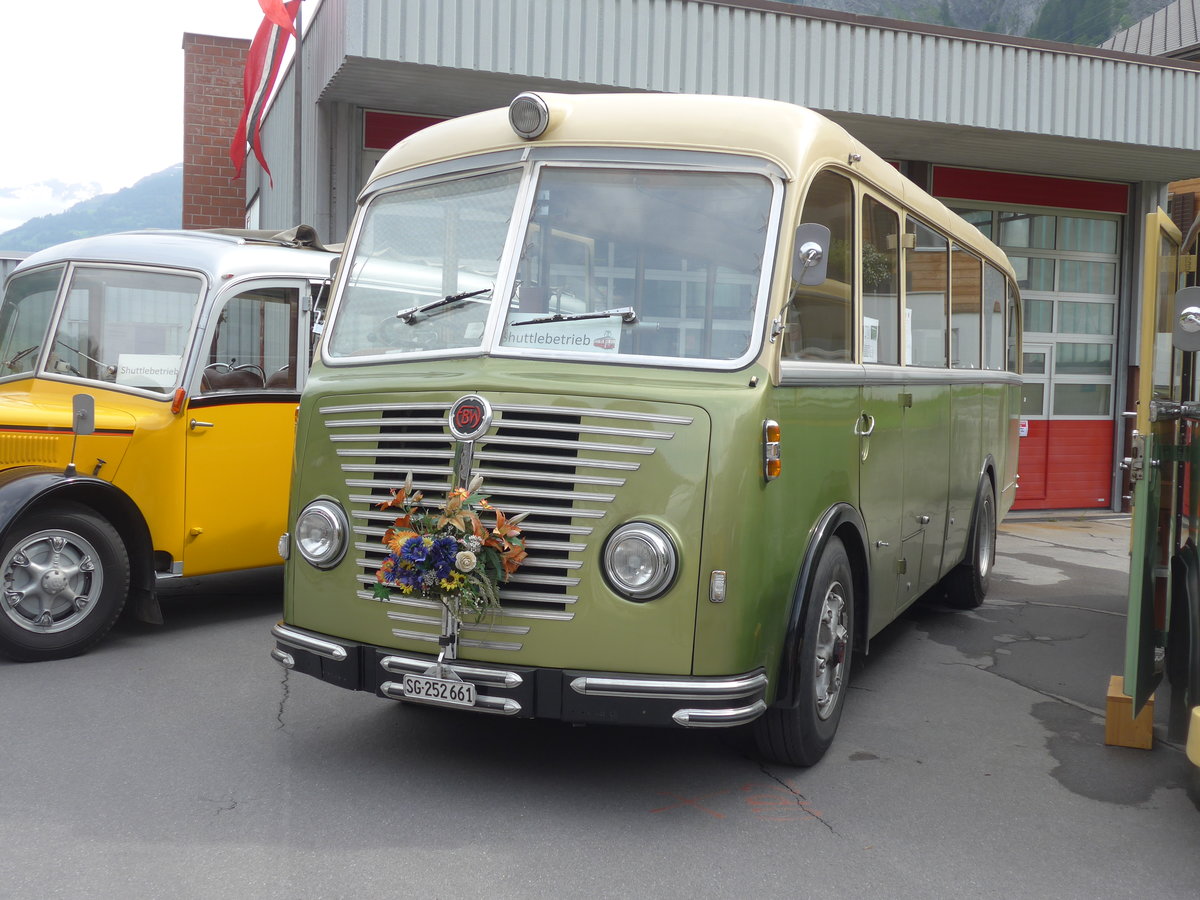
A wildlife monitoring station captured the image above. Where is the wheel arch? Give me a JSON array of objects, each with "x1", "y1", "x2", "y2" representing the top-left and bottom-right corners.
[
  {"x1": 0, "y1": 467, "x2": 158, "y2": 622},
  {"x1": 773, "y1": 502, "x2": 869, "y2": 709}
]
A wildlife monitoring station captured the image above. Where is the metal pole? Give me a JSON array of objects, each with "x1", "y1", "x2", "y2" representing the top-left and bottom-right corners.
[{"x1": 292, "y1": 1, "x2": 304, "y2": 226}]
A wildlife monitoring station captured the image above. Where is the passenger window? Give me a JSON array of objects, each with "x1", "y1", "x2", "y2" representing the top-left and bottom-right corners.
[
  {"x1": 1007, "y1": 282, "x2": 1021, "y2": 373},
  {"x1": 784, "y1": 171, "x2": 853, "y2": 362},
  {"x1": 862, "y1": 196, "x2": 900, "y2": 365},
  {"x1": 905, "y1": 219, "x2": 948, "y2": 367},
  {"x1": 951, "y1": 245, "x2": 981, "y2": 369},
  {"x1": 201, "y1": 286, "x2": 299, "y2": 393},
  {"x1": 983, "y1": 263, "x2": 1006, "y2": 370}
]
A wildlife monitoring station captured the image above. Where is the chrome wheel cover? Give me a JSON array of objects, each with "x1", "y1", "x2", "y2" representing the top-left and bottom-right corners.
[
  {"x1": 2, "y1": 529, "x2": 104, "y2": 634},
  {"x1": 978, "y1": 496, "x2": 995, "y2": 581},
  {"x1": 813, "y1": 580, "x2": 849, "y2": 720}
]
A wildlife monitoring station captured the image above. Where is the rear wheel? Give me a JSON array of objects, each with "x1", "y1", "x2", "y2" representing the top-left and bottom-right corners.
[
  {"x1": 944, "y1": 478, "x2": 996, "y2": 610},
  {"x1": 754, "y1": 536, "x2": 854, "y2": 767},
  {"x1": 0, "y1": 503, "x2": 130, "y2": 662}
]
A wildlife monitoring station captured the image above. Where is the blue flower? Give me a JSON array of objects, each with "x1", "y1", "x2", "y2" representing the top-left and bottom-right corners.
[{"x1": 400, "y1": 535, "x2": 429, "y2": 564}]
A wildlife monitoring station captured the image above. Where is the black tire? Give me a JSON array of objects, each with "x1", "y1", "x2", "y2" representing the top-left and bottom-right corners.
[
  {"x1": 944, "y1": 478, "x2": 996, "y2": 610},
  {"x1": 754, "y1": 536, "x2": 854, "y2": 767},
  {"x1": 0, "y1": 503, "x2": 130, "y2": 662}
]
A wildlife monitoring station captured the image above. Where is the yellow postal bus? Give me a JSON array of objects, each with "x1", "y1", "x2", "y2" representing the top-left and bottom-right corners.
[
  {"x1": 0, "y1": 228, "x2": 338, "y2": 661},
  {"x1": 272, "y1": 93, "x2": 1021, "y2": 765}
]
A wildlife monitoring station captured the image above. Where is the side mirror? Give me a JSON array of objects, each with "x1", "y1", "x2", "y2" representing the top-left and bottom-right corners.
[
  {"x1": 1174, "y1": 286, "x2": 1200, "y2": 351},
  {"x1": 72, "y1": 393, "x2": 95, "y2": 436},
  {"x1": 792, "y1": 223, "x2": 831, "y2": 286}
]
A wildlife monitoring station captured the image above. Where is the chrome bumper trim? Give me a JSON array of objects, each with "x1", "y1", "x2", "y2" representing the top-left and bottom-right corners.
[
  {"x1": 569, "y1": 671, "x2": 767, "y2": 701},
  {"x1": 380, "y1": 654, "x2": 525, "y2": 689},
  {"x1": 380, "y1": 680, "x2": 522, "y2": 715},
  {"x1": 672, "y1": 700, "x2": 768, "y2": 728},
  {"x1": 271, "y1": 647, "x2": 295, "y2": 669},
  {"x1": 272, "y1": 623, "x2": 349, "y2": 662}
]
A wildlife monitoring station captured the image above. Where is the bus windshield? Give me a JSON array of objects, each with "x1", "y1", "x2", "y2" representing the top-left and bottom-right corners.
[
  {"x1": 326, "y1": 163, "x2": 776, "y2": 364},
  {"x1": 0, "y1": 265, "x2": 203, "y2": 394},
  {"x1": 0, "y1": 265, "x2": 64, "y2": 377}
]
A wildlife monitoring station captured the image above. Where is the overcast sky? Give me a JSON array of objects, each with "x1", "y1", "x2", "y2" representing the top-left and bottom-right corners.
[{"x1": 0, "y1": 1, "x2": 285, "y2": 236}]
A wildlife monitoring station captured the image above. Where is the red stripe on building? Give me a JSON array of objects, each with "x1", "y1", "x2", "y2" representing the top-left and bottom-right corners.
[
  {"x1": 933, "y1": 167, "x2": 1129, "y2": 215},
  {"x1": 1013, "y1": 419, "x2": 1113, "y2": 510},
  {"x1": 363, "y1": 111, "x2": 445, "y2": 150}
]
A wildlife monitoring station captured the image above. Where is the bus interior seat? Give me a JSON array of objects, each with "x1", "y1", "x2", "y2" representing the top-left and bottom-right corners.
[
  {"x1": 265, "y1": 364, "x2": 294, "y2": 389},
  {"x1": 202, "y1": 363, "x2": 265, "y2": 392}
]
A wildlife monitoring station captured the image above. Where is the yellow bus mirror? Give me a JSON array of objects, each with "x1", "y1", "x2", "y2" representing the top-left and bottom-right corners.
[
  {"x1": 1174, "y1": 286, "x2": 1200, "y2": 352},
  {"x1": 71, "y1": 393, "x2": 95, "y2": 436},
  {"x1": 793, "y1": 222, "x2": 831, "y2": 286}
]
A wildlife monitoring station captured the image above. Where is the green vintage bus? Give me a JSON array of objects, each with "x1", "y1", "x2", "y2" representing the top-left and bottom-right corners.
[{"x1": 272, "y1": 92, "x2": 1021, "y2": 765}]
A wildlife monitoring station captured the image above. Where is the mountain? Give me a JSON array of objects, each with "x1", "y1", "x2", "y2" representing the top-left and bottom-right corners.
[
  {"x1": 0, "y1": 165, "x2": 182, "y2": 253},
  {"x1": 777, "y1": 0, "x2": 1175, "y2": 43}
]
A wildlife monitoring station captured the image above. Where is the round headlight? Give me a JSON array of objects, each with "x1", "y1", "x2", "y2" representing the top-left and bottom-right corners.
[
  {"x1": 295, "y1": 500, "x2": 349, "y2": 569},
  {"x1": 509, "y1": 92, "x2": 550, "y2": 139},
  {"x1": 603, "y1": 523, "x2": 678, "y2": 602}
]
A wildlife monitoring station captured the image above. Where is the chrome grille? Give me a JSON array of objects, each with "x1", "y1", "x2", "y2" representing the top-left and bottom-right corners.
[{"x1": 322, "y1": 397, "x2": 692, "y2": 651}]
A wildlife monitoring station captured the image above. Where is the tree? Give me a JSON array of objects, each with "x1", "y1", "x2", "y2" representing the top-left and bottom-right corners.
[{"x1": 1028, "y1": 0, "x2": 1130, "y2": 46}]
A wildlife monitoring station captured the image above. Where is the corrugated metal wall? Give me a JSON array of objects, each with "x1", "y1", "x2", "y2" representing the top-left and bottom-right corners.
[
  {"x1": 344, "y1": 0, "x2": 1200, "y2": 152},
  {"x1": 250, "y1": 0, "x2": 1200, "y2": 237}
]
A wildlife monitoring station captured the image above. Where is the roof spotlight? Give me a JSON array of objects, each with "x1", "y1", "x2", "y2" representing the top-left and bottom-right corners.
[{"x1": 509, "y1": 92, "x2": 550, "y2": 139}]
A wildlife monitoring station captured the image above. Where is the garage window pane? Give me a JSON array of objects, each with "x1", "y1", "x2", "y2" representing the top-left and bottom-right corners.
[
  {"x1": 1022, "y1": 383, "x2": 1044, "y2": 415},
  {"x1": 1056, "y1": 342, "x2": 1112, "y2": 376},
  {"x1": 1024, "y1": 298, "x2": 1052, "y2": 332},
  {"x1": 1053, "y1": 383, "x2": 1111, "y2": 416},
  {"x1": 1058, "y1": 301, "x2": 1113, "y2": 335}
]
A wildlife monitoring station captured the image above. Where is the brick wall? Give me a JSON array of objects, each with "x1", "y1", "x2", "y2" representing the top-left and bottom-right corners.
[{"x1": 182, "y1": 33, "x2": 249, "y2": 230}]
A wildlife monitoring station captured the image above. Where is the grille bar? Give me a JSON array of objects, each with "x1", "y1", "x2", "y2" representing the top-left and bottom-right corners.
[{"x1": 326, "y1": 396, "x2": 692, "y2": 652}]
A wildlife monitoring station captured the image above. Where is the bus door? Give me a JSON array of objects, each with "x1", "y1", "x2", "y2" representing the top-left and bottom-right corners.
[
  {"x1": 1125, "y1": 209, "x2": 1187, "y2": 714},
  {"x1": 859, "y1": 382, "x2": 906, "y2": 617},
  {"x1": 182, "y1": 280, "x2": 311, "y2": 576}
]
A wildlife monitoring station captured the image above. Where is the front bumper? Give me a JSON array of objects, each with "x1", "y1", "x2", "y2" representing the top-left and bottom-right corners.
[{"x1": 272, "y1": 622, "x2": 768, "y2": 728}]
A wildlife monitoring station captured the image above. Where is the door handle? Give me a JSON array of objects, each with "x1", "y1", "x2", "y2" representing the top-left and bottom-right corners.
[
  {"x1": 853, "y1": 413, "x2": 875, "y2": 438},
  {"x1": 189, "y1": 419, "x2": 214, "y2": 430}
]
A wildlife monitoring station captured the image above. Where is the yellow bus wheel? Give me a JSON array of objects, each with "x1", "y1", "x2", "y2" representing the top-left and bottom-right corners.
[{"x1": 0, "y1": 503, "x2": 130, "y2": 662}]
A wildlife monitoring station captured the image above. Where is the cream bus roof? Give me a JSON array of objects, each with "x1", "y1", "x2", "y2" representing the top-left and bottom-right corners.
[{"x1": 370, "y1": 92, "x2": 1010, "y2": 275}]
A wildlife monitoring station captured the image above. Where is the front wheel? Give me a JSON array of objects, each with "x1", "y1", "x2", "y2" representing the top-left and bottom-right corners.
[
  {"x1": 753, "y1": 536, "x2": 855, "y2": 767},
  {"x1": 0, "y1": 503, "x2": 130, "y2": 662}
]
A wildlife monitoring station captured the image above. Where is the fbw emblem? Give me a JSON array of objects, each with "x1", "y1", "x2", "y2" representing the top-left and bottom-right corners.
[{"x1": 448, "y1": 394, "x2": 492, "y2": 441}]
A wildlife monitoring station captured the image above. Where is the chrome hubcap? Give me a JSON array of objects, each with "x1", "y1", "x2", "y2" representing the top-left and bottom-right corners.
[
  {"x1": 978, "y1": 498, "x2": 995, "y2": 580},
  {"x1": 813, "y1": 580, "x2": 849, "y2": 720},
  {"x1": 3, "y1": 530, "x2": 102, "y2": 634}
]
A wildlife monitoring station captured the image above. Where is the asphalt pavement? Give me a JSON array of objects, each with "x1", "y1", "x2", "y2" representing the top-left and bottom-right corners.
[{"x1": 0, "y1": 512, "x2": 1197, "y2": 899}]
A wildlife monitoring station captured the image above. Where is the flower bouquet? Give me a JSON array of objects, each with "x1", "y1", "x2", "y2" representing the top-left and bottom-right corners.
[{"x1": 372, "y1": 473, "x2": 528, "y2": 620}]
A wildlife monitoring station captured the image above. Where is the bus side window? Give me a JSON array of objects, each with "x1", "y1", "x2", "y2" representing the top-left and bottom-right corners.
[
  {"x1": 862, "y1": 196, "x2": 900, "y2": 365},
  {"x1": 201, "y1": 287, "x2": 299, "y2": 393},
  {"x1": 905, "y1": 219, "x2": 949, "y2": 367},
  {"x1": 1006, "y1": 279, "x2": 1021, "y2": 373},
  {"x1": 951, "y1": 244, "x2": 982, "y2": 369},
  {"x1": 784, "y1": 170, "x2": 854, "y2": 362},
  {"x1": 983, "y1": 262, "x2": 1006, "y2": 370}
]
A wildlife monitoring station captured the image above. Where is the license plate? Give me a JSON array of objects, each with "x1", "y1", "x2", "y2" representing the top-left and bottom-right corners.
[{"x1": 401, "y1": 673, "x2": 477, "y2": 708}]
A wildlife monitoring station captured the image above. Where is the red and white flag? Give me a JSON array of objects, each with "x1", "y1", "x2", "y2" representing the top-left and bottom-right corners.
[
  {"x1": 258, "y1": 0, "x2": 298, "y2": 38},
  {"x1": 230, "y1": 0, "x2": 301, "y2": 186}
]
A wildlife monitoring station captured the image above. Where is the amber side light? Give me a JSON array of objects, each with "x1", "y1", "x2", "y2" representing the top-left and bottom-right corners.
[
  {"x1": 763, "y1": 420, "x2": 781, "y2": 481},
  {"x1": 170, "y1": 388, "x2": 186, "y2": 415}
]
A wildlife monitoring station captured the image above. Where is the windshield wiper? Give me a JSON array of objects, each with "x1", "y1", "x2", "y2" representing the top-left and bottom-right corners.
[
  {"x1": 510, "y1": 306, "x2": 638, "y2": 327},
  {"x1": 395, "y1": 287, "x2": 492, "y2": 325},
  {"x1": 4, "y1": 343, "x2": 40, "y2": 371}
]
